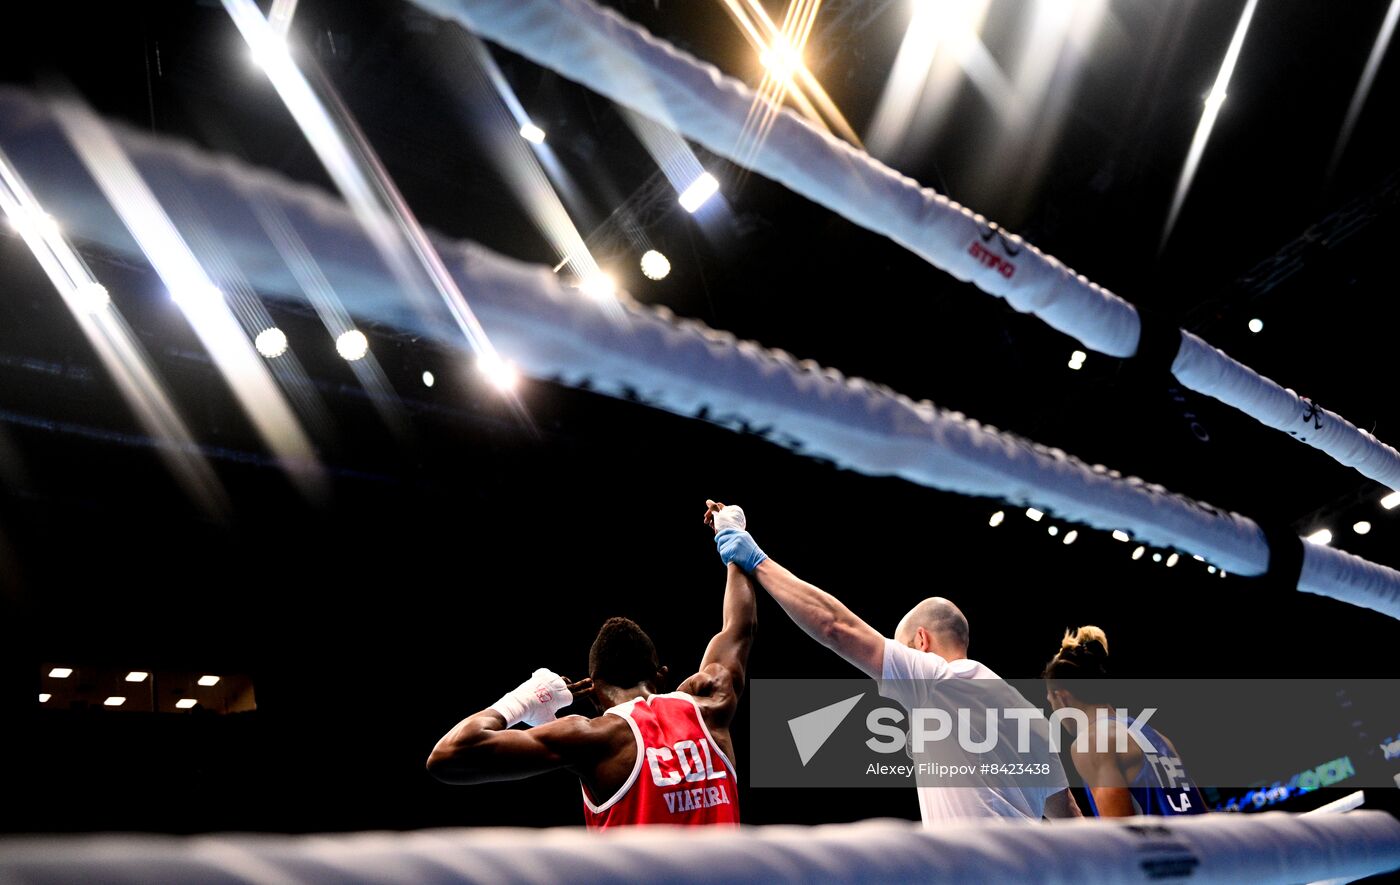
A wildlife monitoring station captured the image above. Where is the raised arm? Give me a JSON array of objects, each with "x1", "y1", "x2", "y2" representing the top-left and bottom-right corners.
[
  {"x1": 697, "y1": 561, "x2": 758, "y2": 694},
  {"x1": 752, "y1": 557, "x2": 885, "y2": 678},
  {"x1": 426, "y1": 669, "x2": 603, "y2": 785},
  {"x1": 707, "y1": 501, "x2": 885, "y2": 678}
]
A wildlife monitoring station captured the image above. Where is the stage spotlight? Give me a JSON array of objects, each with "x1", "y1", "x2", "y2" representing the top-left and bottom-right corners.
[
  {"x1": 249, "y1": 33, "x2": 289, "y2": 71},
  {"x1": 640, "y1": 250, "x2": 672, "y2": 281},
  {"x1": 1068, "y1": 350, "x2": 1086, "y2": 370},
  {"x1": 176, "y1": 699, "x2": 198, "y2": 709},
  {"x1": 988, "y1": 510, "x2": 1004, "y2": 527},
  {"x1": 760, "y1": 35, "x2": 803, "y2": 81},
  {"x1": 255, "y1": 327, "x2": 288, "y2": 358},
  {"x1": 1062, "y1": 530, "x2": 1078, "y2": 545},
  {"x1": 1152, "y1": 553, "x2": 1162, "y2": 563},
  {"x1": 39, "y1": 693, "x2": 51, "y2": 703},
  {"x1": 1248, "y1": 318, "x2": 1263, "y2": 334},
  {"x1": 579, "y1": 272, "x2": 617, "y2": 302},
  {"x1": 1131, "y1": 546, "x2": 1145, "y2": 560},
  {"x1": 1305, "y1": 528, "x2": 1333, "y2": 546},
  {"x1": 104, "y1": 697, "x2": 126, "y2": 707},
  {"x1": 1025, "y1": 508, "x2": 1043, "y2": 522},
  {"x1": 48, "y1": 668, "x2": 72, "y2": 678},
  {"x1": 1354, "y1": 520, "x2": 1373, "y2": 535},
  {"x1": 1381, "y1": 491, "x2": 1400, "y2": 509},
  {"x1": 125, "y1": 672, "x2": 148, "y2": 683},
  {"x1": 1166, "y1": 553, "x2": 1180, "y2": 567},
  {"x1": 335, "y1": 329, "x2": 368, "y2": 361},
  {"x1": 1047, "y1": 525, "x2": 1059, "y2": 536},
  {"x1": 679, "y1": 172, "x2": 719, "y2": 213},
  {"x1": 1111, "y1": 530, "x2": 1129, "y2": 542},
  {"x1": 479, "y1": 354, "x2": 520, "y2": 392},
  {"x1": 1208, "y1": 566, "x2": 1218, "y2": 574},
  {"x1": 76, "y1": 282, "x2": 110, "y2": 312},
  {"x1": 198, "y1": 675, "x2": 221, "y2": 687},
  {"x1": 422, "y1": 370, "x2": 435, "y2": 388},
  {"x1": 31, "y1": 211, "x2": 60, "y2": 238}
]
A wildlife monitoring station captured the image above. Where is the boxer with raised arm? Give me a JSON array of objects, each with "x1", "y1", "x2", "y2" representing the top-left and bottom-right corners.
[{"x1": 427, "y1": 518, "x2": 757, "y2": 828}]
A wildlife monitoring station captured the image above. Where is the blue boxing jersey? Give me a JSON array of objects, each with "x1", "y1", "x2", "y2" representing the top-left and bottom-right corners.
[{"x1": 1086, "y1": 715, "x2": 1207, "y2": 817}]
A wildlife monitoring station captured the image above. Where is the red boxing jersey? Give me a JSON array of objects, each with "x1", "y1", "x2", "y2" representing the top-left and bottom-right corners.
[{"x1": 581, "y1": 692, "x2": 740, "y2": 829}]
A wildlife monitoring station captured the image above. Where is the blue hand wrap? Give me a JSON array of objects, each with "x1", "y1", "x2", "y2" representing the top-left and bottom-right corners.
[{"x1": 715, "y1": 527, "x2": 767, "y2": 572}]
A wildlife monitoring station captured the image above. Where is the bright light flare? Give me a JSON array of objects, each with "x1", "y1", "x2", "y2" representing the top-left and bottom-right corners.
[
  {"x1": 866, "y1": 0, "x2": 999, "y2": 158},
  {"x1": 0, "y1": 146, "x2": 230, "y2": 518},
  {"x1": 679, "y1": 173, "x2": 720, "y2": 213},
  {"x1": 1025, "y1": 508, "x2": 1043, "y2": 522},
  {"x1": 51, "y1": 97, "x2": 323, "y2": 498},
  {"x1": 1068, "y1": 350, "x2": 1086, "y2": 370},
  {"x1": 1354, "y1": 520, "x2": 1372, "y2": 535},
  {"x1": 1062, "y1": 530, "x2": 1078, "y2": 545},
  {"x1": 1382, "y1": 491, "x2": 1400, "y2": 510},
  {"x1": 1305, "y1": 528, "x2": 1333, "y2": 546},
  {"x1": 1248, "y1": 318, "x2": 1263, "y2": 334},
  {"x1": 1131, "y1": 545, "x2": 1146, "y2": 560},
  {"x1": 1166, "y1": 553, "x2": 1180, "y2": 567},
  {"x1": 268, "y1": 0, "x2": 300, "y2": 35},
  {"x1": 221, "y1": 0, "x2": 510, "y2": 414},
  {"x1": 988, "y1": 510, "x2": 1005, "y2": 527},
  {"x1": 75, "y1": 281, "x2": 110, "y2": 313},
  {"x1": 255, "y1": 326, "x2": 288, "y2": 358},
  {"x1": 1162, "y1": 0, "x2": 1260, "y2": 246},
  {"x1": 640, "y1": 250, "x2": 672, "y2": 281},
  {"x1": 422, "y1": 370, "x2": 435, "y2": 388},
  {"x1": 578, "y1": 272, "x2": 617, "y2": 302},
  {"x1": 198, "y1": 675, "x2": 221, "y2": 687},
  {"x1": 249, "y1": 34, "x2": 289, "y2": 71},
  {"x1": 720, "y1": 0, "x2": 863, "y2": 158},
  {"x1": 479, "y1": 354, "x2": 520, "y2": 392},
  {"x1": 760, "y1": 35, "x2": 804, "y2": 81},
  {"x1": 48, "y1": 668, "x2": 72, "y2": 679},
  {"x1": 104, "y1": 697, "x2": 126, "y2": 707},
  {"x1": 39, "y1": 693, "x2": 51, "y2": 703},
  {"x1": 1111, "y1": 530, "x2": 1130, "y2": 542},
  {"x1": 125, "y1": 671, "x2": 149, "y2": 683},
  {"x1": 335, "y1": 329, "x2": 369, "y2": 361},
  {"x1": 176, "y1": 698, "x2": 198, "y2": 709},
  {"x1": 1329, "y1": 0, "x2": 1400, "y2": 177},
  {"x1": 519, "y1": 122, "x2": 546, "y2": 144}
]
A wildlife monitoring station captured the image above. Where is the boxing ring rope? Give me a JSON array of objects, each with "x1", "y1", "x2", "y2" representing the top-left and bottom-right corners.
[
  {"x1": 1, "y1": 87, "x2": 1399, "y2": 620},
  {"x1": 403, "y1": 0, "x2": 1400, "y2": 496},
  {"x1": 2, "y1": 811, "x2": 1398, "y2": 884}
]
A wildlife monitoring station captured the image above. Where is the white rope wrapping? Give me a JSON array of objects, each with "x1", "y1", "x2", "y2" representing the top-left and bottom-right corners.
[
  {"x1": 403, "y1": 0, "x2": 1400, "y2": 494},
  {"x1": 1, "y1": 812, "x2": 1398, "y2": 884},
  {"x1": 1, "y1": 88, "x2": 1399, "y2": 619}
]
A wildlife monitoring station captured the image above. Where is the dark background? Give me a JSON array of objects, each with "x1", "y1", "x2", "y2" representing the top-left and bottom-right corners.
[{"x1": 3, "y1": 0, "x2": 1400, "y2": 833}]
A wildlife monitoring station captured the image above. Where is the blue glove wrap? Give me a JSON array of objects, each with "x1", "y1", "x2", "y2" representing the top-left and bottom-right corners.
[{"x1": 715, "y1": 527, "x2": 767, "y2": 572}]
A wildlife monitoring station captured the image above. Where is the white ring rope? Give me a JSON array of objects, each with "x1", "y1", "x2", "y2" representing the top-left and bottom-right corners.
[
  {"x1": 402, "y1": 0, "x2": 1400, "y2": 495},
  {"x1": 1, "y1": 88, "x2": 1399, "y2": 620},
  {"x1": 1, "y1": 812, "x2": 1398, "y2": 884}
]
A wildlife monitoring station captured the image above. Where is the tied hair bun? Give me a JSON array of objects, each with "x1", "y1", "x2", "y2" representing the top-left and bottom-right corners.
[{"x1": 1060, "y1": 625, "x2": 1109, "y2": 659}]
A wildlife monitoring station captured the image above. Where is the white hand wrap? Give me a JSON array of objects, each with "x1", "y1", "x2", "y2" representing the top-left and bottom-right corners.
[
  {"x1": 490, "y1": 668, "x2": 574, "y2": 727},
  {"x1": 711, "y1": 505, "x2": 747, "y2": 534}
]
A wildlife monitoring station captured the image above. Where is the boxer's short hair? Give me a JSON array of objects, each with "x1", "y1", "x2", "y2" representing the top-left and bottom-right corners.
[{"x1": 589, "y1": 617, "x2": 660, "y2": 687}]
